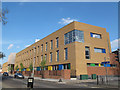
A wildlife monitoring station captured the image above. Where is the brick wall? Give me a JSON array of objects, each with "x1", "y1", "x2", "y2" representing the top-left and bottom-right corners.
[
  {"x1": 87, "y1": 67, "x2": 119, "y2": 75},
  {"x1": 21, "y1": 70, "x2": 70, "y2": 79}
]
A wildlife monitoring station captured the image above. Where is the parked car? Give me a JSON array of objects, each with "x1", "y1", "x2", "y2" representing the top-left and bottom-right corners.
[
  {"x1": 14, "y1": 73, "x2": 24, "y2": 79},
  {"x1": 3, "y1": 72, "x2": 9, "y2": 76}
]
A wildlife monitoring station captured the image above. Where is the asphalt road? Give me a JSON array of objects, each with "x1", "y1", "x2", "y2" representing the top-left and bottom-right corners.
[
  {"x1": 1, "y1": 75, "x2": 87, "y2": 88},
  {"x1": 0, "y1": 75, "x2": 119, "y2": 90}
]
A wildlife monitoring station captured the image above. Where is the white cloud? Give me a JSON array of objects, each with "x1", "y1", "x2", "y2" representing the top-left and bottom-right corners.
[
  {"x1": 58, "y1": 17, "x2": 78, "y2": 25},
  {"x1": 25, "y1": 45, "x2": 30, "y2": 48},
  {"x1": 111, "y1": 38, "x2": 120, "y2": 51},
  {"x1": 16, "y1": 46, "x2": 20, "y2": 49},
  {"x1": 35, "y1": 39, "x2": 40, "y2": 42},
  {"x1": 8, "y1": 44, "x2": 14, "y2": 50}
]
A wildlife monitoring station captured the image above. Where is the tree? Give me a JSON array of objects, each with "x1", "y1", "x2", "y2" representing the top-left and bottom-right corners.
[
  {"x1": 40, "y1": 57, "x2": 46, "y2": 78},
  {"x1": 0, "y1": 64, "x2": 1, "y2": 68},
  {"x1": 15, "y1": 65, "x2": 18, "y2": 71},
  {"x1": 29, "y1": 63, "x2": 33, "y2": 72},
  {"x1": 8, "y1": 65, "x2": 14, "y2": 74},
  {"x1": 20, "y1": 63, "x2": 24, "y2": 72},
  {"x1": 8, "y1": 66, "x2": 10, "y2": 72},
  {"x1": 0, "y1": 8, "x2": 8, "y2": 25},
  {"x1": 0, "y1": 52, "x2": 5, "y2": 59},
  {"x1": 40, "y1": 56, "x2": 46, "y2": 70}
]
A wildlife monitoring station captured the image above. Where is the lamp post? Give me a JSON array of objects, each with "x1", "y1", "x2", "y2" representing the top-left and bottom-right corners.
[
  {"x1": 32, "y1": 46, "x2": 36, "y2": 77},
  {"x1": 104, "y1": 57, "x2": 108, "y2": 84}
]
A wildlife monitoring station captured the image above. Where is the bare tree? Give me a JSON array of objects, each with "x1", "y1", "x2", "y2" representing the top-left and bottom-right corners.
[
  {"x1": 0, "y1": 52, "x2": 5, "y2": 59},
  {"x1": 0, "y1": 7, "x2": 8, "y2": 25}
]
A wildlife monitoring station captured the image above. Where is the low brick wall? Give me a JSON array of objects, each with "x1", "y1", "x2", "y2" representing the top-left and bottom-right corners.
[
  {"x1": 21, "y1": 70, "x2": 70, "y2": 79},
  {"x1": 87, "y1": 67, "x2": 119, "y2": 75}
]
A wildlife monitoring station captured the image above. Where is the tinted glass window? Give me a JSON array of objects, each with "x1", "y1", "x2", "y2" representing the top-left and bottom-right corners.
[{"x1": 64, "y1": 30, "x2": 84, "y2": 45}]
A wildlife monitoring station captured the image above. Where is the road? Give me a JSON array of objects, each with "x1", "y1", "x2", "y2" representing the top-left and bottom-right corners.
[
  {"x1": 0, "y1": 74, "x2": 119, "y2": 89},
  {"x1": 1, "y1": 75, "x2": 87, "y2": 88}
]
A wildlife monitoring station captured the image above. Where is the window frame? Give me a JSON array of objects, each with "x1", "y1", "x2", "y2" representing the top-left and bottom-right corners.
[
  {"x1": 85, "y1": 46, "x2": 90, "y2": 59},
  {"x1": 94, "y1": 48, "x2": 106, "y2": 53},
  {"x1": 64, "y1": 48, "x2": 68, "y2": 60},
  {"x1": 45, "y1": 42, "x2": 48, "y2": 51},
  {"x1": 50, "y1": 40, "x2": 53, "y2": 49},
  {"x1": 56, "y1": 50, "x2": 59, "y2": 62},
  {"x1": 64, "y1": 29, "x2": 84, "y2": 45},
  {"x1": 90, "y1": 32, "x2": 101, "y2": 39},
  {"x1": 50, "y1": 52, "x2": 52, "y2": 62},
  {"x1": 56, "y1": 37, "x2": 59, "y2": 48}
]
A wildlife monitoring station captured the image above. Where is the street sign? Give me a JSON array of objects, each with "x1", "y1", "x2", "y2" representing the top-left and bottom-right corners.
[{"x1": 101, "y1": 61, "x2": 110, "y2": 64}]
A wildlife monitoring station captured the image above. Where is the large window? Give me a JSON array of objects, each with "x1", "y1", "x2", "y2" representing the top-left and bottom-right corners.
[
  {"x1": 50, "y1": 40, "x2": 53, "y2": 49},
  {"x1": 64, "y1": 30, "x2": 84, "y2": 45},
  {"x1": 56, "y1": 50, "x2": 59, "y2": 61},
  {"x1": 90, "y1": 33, "x2": 101, "y2": 39},
  {"x1": 94, "y1": 48, "x2": 106, "y2": 53},
  {"x1": 64, "y1": 48, "x2": 68, "y2": 60},
  {"x1": 85, "y1": 46, "x2": 90, "y2": 59},
  {"x1": 50, "y1": 52, "x2": 52, "y2": 62},
  {"x1": 56, "y1": 37, "x2": 59, "y2": 48}
]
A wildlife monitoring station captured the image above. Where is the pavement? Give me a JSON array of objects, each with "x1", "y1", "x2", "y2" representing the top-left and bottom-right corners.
[{"x1": 9, "y1": 74, "x2": 119, "y2": 89}]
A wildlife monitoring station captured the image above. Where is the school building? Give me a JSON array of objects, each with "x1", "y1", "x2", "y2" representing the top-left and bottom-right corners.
[{"x1": 15, "y1": 21, "x2": 118, "y2": 79}]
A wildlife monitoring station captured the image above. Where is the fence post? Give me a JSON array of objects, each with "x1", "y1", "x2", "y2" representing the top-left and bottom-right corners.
[
  {"x1": 97, "y1": 75, "x2": 99, "y2": 85},
  {"x1": 102, "y1": 77, "x2": 104, "y2": 84}
]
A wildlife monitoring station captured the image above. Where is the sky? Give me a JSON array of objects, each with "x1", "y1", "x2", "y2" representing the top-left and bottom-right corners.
[{"x1": 1, "y1": 2, "x2": 118, "y2": 64}]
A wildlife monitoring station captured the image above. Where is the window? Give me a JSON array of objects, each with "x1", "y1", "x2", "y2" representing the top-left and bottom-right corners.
[
  {"x1": 95, "y1": 64, "x2": 99, "y2": 66},
  {"x1": 56, "y1": 50, "x2": 59, "y2": 61},
  {"x1": 64, "y1": 48, "x2": 68, "y2": 60},
  {"x1": 50, "y1": 52, "x2": 52, "y2": 62},
  {"x1": 56, "y1": 37, "x2": 59, "y2": 48},
  {"x1": 87, "y1": 63, "x2": 91, "y2": 66},
  {"x1": 41, "y1": 44, "x2": 43, "y2": 52},
  {"x1": 37, "y1": 56, "x2": 39, "y2": 64},
  {"x1": 50, "y1": 40, "x2": 53, "y2": 49},
  {"x1": 37, "y1": 46, "x2": 39, "y2": 53},
  {"x1": 63, "y1": 64, "x2": 70, "y2": 69},
  {"x1": 45, "y1": 42, "x2": 47, "y2": 51},
  {"x1": 111, "y1": 64, "x2": 117, "y2": 67},
  {"x1": 85, "y1": 46, "x2": 90, "y2": 59},
  {"x1": 45, "y1": 54, "x2": 47, "y2": 61},
  {"x1": 41, "y1": 55, "x2": 43, "y2": 61},
  {"x1": 64, "y1": 30, "x2": 84, "y2": 45},
  {"x1": 94, "y1": 48, "x2": 106, "y2": 53},
  {"x1": 34, "y1": 47, "x2": 36, "y2": 54},
  {"x1": 90, "y1": 33, "x2": 101, "y2": 39}
]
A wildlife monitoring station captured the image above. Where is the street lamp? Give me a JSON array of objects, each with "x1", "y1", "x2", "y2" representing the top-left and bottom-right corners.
[{"x1": 32, "y1": 46, "x2": 36, "y2": 77}]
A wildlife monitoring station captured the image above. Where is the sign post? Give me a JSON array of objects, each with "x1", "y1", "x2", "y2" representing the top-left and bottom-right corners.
[{"x1": 101, "y1": 57, "x2": 110, "y2": 85}]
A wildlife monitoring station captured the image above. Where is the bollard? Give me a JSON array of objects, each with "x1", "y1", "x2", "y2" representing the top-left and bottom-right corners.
[
  {"x1": 58, "y1": 78, "x2": 62, "y2": 82},
  {"x1": 97, "y1": 75, "x2": 99, "y2": 85},
  {"x1": 27, "y1": 77, "x2": 34, "y2": 88},
  {"x1": 101, "y1": 78, "x2": 104, "y2": 84}
]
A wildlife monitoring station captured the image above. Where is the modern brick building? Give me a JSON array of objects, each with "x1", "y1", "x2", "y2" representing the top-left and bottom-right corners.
[
  {"x1": 2, "y1": 62, "x2": 8, "y2": 72},
  {"x1": 15, "y1": 21, "x2": 117, "y2": 79}
]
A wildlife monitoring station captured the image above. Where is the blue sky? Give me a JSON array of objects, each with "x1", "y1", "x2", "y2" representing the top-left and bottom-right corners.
[{"x1": 1, "y1": 2, "x2": 118, "y2": 64}]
